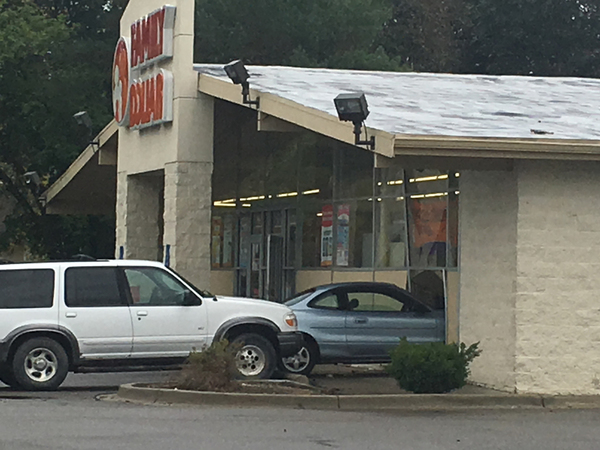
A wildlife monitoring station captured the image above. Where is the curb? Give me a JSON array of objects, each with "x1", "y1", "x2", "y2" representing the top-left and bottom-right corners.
[{"x1": 117, "y1": 384, "x2": 556, "y2": 411}]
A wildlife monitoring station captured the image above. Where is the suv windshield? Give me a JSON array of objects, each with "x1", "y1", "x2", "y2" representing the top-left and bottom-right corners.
[{"x1": 166, "y1": 267, "x2": 213, "y2": 298}]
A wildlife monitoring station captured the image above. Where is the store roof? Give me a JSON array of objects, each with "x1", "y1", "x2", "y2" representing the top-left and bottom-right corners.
[{"x1": 195, "y1": 64, "x2": 600, "y2": 141}]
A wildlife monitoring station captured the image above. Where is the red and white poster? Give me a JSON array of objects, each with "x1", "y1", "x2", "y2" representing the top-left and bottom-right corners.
[{"x1": 320, "y1": 205, "x2": 333, "y2": 267}]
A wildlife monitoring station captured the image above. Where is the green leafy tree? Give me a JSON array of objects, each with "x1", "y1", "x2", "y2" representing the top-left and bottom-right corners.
[
  {"x1": 194, "y1": 0, "x2": 406, "y2": 71},
  {"x1": 380, "y1": 0, "x2": 472, "y2": 72},
  {"x1": 0, "y1": 0, "x2": 123, "y2": 259},
  {"x1": 464, "y1": 0, "x2": 600, "y2": 77}
]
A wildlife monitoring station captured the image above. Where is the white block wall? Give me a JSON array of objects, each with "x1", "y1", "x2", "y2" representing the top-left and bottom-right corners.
[
  {"x1": 459, "y1": 169, "x2": 518, "y2": 391},
  {"x1": 515, "y1": 160, "x2": 600, "y2": 394}
]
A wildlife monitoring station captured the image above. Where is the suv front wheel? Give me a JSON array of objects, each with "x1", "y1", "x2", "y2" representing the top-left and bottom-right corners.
[
  {"x1": 232, "y1": 333, "x2": 276, "y2": 380},
  {"x1": 12, "y1": 337, "x2": 69, "y2": 391}
]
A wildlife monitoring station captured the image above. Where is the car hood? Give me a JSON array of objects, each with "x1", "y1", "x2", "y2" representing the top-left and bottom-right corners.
[{"x1": 207, "y1": 295, "x2": 297, "y2": 333}]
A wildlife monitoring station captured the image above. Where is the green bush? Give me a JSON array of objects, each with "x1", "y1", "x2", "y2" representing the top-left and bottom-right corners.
[
  {"x1": 386, "y1": 338, "x2": 481, "y2": 393},
  {"x1": 175, "y1": 340, "x2": 240, "y2": 392}
]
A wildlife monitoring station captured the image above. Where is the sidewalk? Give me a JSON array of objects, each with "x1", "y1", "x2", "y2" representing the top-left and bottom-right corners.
[{"x1": 114, "y1": 364, "x2": 600, "y2": 411}]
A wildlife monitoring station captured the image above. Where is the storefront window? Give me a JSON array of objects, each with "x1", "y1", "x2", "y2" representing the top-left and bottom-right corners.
[
  {"x1": 405, "y1": 169, "x2": 449, "y2": 195},
  {"x1": 211, "y1": 212, "x2": 236, "y2": 269},
  {"x1": 408, "y1": 196, "x2": 448, "y2": 268},
  {"x1": 298, "y1": 135, "x2": 333, "y2": 200},
  {"x1": 335, "y1": 199, "x2": 373, "y2": 268},
  {"x1": 301, "y1": 201, "x2": 324, "y2": 268},
  {"x1": 335, "y1": 144, "x2": 373, "y2": 200},
  {"x1": 375, "y1": 197, "x2": 407, "y2": 268}
]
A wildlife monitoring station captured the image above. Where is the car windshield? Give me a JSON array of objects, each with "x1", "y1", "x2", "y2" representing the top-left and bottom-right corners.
[
  {"x1": 284, "y1": 288, "x2": 316, "y2": 306},
  {"x1": 166, "y1": 267, "x2": 213, "y2": 298}
]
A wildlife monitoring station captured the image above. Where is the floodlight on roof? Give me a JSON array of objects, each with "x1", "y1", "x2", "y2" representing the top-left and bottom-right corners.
[
  {"x1": 223, "y1": 60, "x2": 259, "y2": 108},
  {"x1": 73, "y1": 111, "x2": 100, "y2": 149},
  {"x1": 334, "y1": 93, "x2": 375, "y2": 150}
]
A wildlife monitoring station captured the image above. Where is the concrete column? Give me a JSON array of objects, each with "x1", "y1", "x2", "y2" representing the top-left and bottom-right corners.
[
  {"x1": 459, "y1": 169, "x2": 518, "y2": 392},
  {"x1": 163, "y1": 161, "x2": 213, "y2": 288},
  {"x1": 115, "y1": 171, "x2": 162, "y2": 261}
]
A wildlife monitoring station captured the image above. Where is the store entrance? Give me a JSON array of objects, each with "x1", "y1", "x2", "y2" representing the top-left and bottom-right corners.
[{"x1": 236, "y1": 209, "x2": 296, "y2": 302}]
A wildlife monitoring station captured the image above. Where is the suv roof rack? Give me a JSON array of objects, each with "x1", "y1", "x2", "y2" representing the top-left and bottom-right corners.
[{"x1": 69, "y1": 254, "x2": 96, "y2": 261}]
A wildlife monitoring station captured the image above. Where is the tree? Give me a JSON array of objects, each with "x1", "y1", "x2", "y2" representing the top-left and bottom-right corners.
[
  {"x1": 464, "y1": 0, "x2": 600, "y2": 77},
  {"x1": 0, "y1": 0, "x2": 123, "y2": 259},
  {"x1": 194, "y1": 0, "x2": 406, "y2": 71},
  {"x1": 380, "y1": 0, "x2": 472, "y2": 73}
]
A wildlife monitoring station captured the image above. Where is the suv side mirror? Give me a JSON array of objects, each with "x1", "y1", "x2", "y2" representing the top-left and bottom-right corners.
[{"x1": 182, "y1": 291, "x2": 202, "y2": 306}]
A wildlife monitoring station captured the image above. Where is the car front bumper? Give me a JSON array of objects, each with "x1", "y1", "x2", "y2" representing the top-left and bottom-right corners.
[{"x1": 277, "y1": 331, "x2": 303, "y2": 357}]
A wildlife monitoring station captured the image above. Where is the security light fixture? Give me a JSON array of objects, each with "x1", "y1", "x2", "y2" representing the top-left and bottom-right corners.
[
  {"x1": 224, "y1": 60, "x2": 259, "y2": 108},
  {"x1": 23, "y1": 171, "x2": 41, "y2": 196},
  {"x1": 334, "y1": 93, "x2": 375, "y2": 150},
  {"x1": 73, "y1": 111, "x2": 99, "y2": 149}
]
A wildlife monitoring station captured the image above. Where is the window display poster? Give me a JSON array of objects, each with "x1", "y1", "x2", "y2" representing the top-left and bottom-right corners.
[
  {"x1": 336, "y1": 204, "x2": 350, "y2": 266},
  {"x1": 222, "y1": 214, "x2": 234, "y2": 268},
  {"x1": 211, "y1": 216, "x2": 223, "y2": 268},
  {"x1": 320, "y1": 205, "x2": 333, "y2": 267}
]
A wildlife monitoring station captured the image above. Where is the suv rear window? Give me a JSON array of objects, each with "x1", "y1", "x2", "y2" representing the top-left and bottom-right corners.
[
  {"x1": 0, "y1": 269, "x2": 55, "y2": 309},
  {"x1": 65, "y1": 267, "x2": 126, "y2": 307}
]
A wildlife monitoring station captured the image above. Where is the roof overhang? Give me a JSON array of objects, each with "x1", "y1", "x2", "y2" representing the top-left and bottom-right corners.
[
  {"x1": 42, "y1": 121, "x2": 118, "y2": 215},
  {"x1": 198, "y1": 74, "x2": 396, "y2": 157},
  {"x1": 198, "y1": 67, "x2": 600, "y2": 164}
]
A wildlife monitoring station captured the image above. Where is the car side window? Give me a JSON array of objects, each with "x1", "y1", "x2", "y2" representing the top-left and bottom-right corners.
[
  {"x1": 347, "y1": 291, "x2": 406, "y2": 313},
  {"x1": 65, "y1": 267, "x2": 125, "y2": 307},
  {"x1": 0, "y1": 269, "x2": 54, "y2": 309},
  {"x1": 309, "y1": 293, "x2": 340, "y2": 310},
  {"x1": 124, "y1": 267, "x2": 189, "y2": 306}
]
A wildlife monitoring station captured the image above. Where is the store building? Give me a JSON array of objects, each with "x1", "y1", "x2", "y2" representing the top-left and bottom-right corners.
[{"x1": 43, "y1": 0, "x2": 600, "y2": 395}]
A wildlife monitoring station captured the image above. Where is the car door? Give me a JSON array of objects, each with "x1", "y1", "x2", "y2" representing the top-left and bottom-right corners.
[
  {"x1": 59, "y1": 265, "x2": 133, "y2": 358},
  {"x1": 345, "y1": 286, "x2": 443, "y2": 359},
  {"x1": 122, "y1": 266, "x2": 208, "y2": 358},
  {"x1": 302, "y1": 290, "x2": 350, "y2": 360}
]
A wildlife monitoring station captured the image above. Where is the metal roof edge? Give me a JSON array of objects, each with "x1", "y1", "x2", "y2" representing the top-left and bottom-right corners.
[
  {"x1": 42, "y1": 120, "x2": 118, "y2": 204},
  {"x1": 393, "y1": 134, "x2": 600, "y2": 160}
]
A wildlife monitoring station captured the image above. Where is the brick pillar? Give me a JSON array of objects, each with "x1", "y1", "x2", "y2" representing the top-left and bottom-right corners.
[
  {"x1": 163, "y1": 161, "x2": 213, "y2": 288},
  {"x1": 116, "y1": 171, "x2": 163, "y2": 260}
]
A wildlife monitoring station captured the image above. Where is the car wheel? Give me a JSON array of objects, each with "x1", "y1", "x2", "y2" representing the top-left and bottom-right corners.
[
  {"x1": 0, "y1": 365, "x2": 16, "y2": 388},
  {"x1": 232, "y1": 333, "x2": 276, "y2": 380},
  {"x1": 281, "y1": 339, "x2": 318, "y2": 376},
  {"x1": 11, "y1": 337, "x2": 69, "y2": 391}
]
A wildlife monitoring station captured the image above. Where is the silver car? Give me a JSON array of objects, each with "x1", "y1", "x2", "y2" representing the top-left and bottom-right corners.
[{"x1": 281, "y1": 282, "x2": 445, "y2": 375}]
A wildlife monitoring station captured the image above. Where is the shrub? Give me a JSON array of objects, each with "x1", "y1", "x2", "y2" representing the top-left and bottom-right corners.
[
  {"x1": 174, "y1": 340, "x2": 240, "y2": 392},
  {"x1": 386, "y1": 338, "x2": 481, "y2": 394}
]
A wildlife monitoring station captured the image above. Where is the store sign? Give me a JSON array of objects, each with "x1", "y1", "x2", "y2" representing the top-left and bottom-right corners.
[
  {"x1": 130, "y1": 6, "x2": 176, "y2": 70},
  {"x1": 112, "y1": 5, "x2": 176, "y2": 131}
]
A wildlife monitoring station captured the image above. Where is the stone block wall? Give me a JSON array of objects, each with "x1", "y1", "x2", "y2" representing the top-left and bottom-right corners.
[
  {"x1": 459, "y1": 169, "x2": 518, "y2": 391},
  {"x1": 115, "y1": 171, "x2": 163, "y2": 261},
  {"x1": 163, "y1": 161, "x2": 213, "y2": 290},
  {"x1": 514, "y1": 160, "x2": 600, "y2": 394}
]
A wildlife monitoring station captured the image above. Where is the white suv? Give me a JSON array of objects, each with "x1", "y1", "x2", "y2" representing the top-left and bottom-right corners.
[{"x1": 0, "y1": 259, "x2": 302, "y2": 391}]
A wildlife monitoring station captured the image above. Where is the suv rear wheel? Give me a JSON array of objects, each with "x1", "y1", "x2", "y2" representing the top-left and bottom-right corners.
[
  {"x1": 232, "y1": 333, "x2": 276, "y2": 380},
  {"x1": 12, "y1": 337, "x2": 69, "y2": 391},
  {"x1": 0, "y1": 365, "x2": 16, "y2": 387}
]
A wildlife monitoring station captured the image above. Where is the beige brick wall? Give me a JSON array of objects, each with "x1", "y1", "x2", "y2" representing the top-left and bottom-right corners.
[
  {"x1": 459, "y1": 169, "x2": 518, "y2": 391},
  {"x1": 164, "y1": 161, "x2": 212, "y2": 290},
  {"x1": 514, "y1": 160, "x2": 600, "y2": 394},
  {"x1": 115, "y1": 171, "x2": 163, "y2": 261}
]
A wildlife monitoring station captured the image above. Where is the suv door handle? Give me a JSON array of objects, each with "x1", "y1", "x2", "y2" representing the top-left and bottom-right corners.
[
  {"x1": 65, "y1": 312, "x2": 77, "y2": 318},
  {"x1": 137, "y1": 311, "x2": 148, "y2": 317},
  {"x1": 354, "y1": 318, "x2": 368, "y2": 324}
]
